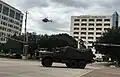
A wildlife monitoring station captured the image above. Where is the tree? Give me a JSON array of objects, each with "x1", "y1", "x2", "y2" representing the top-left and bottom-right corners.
[
  {"x1": 94, "y1": 27, "x2": 120, "y2": 64},
  {"x1": 38, "y1": 33, "x2": 77, "y2": 49},
  {"x1": 4, "y1": 34, "x2": 24, "y2": 54}
]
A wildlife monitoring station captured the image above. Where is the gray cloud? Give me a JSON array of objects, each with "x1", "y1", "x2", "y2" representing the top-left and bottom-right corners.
[
  {"x1": 22, "y1": 0, "x2": 50, "y2": 9},
  {"x1": 3, "y1": 0, "x2": 120, "y2": 35},
  {"x1": 51, "y1": 0, "x2": 91, "y2": 8}
]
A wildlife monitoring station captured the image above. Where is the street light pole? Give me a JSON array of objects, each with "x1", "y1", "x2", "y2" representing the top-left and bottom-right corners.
[
  {"x1": 25, "y1": 11, "x2": 28, "y2": 43},
  {"x1": 23, "y1": 11, "x2": 29, "y2": 60}
]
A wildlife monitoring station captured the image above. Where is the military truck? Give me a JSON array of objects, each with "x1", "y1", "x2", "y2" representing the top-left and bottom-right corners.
[{"x1": 40, "y1": 46, "x2": 95, "y2": 69}]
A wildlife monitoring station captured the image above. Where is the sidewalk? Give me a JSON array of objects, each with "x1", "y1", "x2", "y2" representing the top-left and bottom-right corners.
[{"x1": 81, "y1": 67, "x2": 120, "y2": 77}]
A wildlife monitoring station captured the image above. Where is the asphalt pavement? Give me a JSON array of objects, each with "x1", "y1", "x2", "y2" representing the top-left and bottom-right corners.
[{"x1": 0, "y1": 58, "x2": 107, "y2": 77}]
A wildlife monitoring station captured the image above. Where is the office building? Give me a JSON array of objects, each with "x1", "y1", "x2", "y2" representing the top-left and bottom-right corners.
[
  {"x1": 0, "y1": 0, "x2": 23, "y2": 43},
  {"x1": 70, "y1": 12, "x2": 120, "y2": 48}
]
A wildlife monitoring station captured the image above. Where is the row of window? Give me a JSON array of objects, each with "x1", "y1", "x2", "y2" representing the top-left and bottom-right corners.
[
  {"x1": 73, "y1": 36, "x2": 100, "y2": 40},
  {"x1": 1, "y1": 15, "x2": 22, "y2": 26},
  {"x1": 0, "y1": 37, "x2": 5, "y2": 41},
  {"x1": 1, "y1": 21, "x2": 21, "y2": 31},
  {"x1": 0, "y1": 3, "x2": 23, "y2": 21},
  {"x1": 74, "y1": 19, "x2": 110, "y2": 22},
  {"x1": 0, "y1": 26, "x2": 20, "y2": 34},
  {"x1": 74, "y1": 28, "x2": 109, "y2": 31},
  {"x1": 74, "y1": 23, "x2": 110, "y2": 26},
  {"x1": 0, "y1": 32, "x2": 10, "y2": 37},
  {"x1": 73, "y1": 32, "x2": 102, "y2": 35}
]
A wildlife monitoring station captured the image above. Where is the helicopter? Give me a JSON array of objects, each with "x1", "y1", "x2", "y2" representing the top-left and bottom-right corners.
[{"x1": 42, "y1": 17, "x2": 53, "y2": 23}]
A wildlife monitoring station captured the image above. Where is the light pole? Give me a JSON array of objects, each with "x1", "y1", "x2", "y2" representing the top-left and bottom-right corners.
[{"x1": 23, "y1": 11, "x2": 29, "y2": 60}]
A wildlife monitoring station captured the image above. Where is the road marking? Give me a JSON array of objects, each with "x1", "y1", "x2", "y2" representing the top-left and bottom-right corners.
[
  {"x1": 0, "y1": 72, "x2": 33, "y2": 77},
  {"x1": 75, "y1": 70, "x2": 93, "y2": 77}
]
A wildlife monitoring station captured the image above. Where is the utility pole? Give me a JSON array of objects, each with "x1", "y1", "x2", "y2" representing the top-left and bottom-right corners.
[
  {"x1": 25, "y1": 11, "x2": 28, "y2": 43},
  {"x1": 23, "y1": 11, "x2": 29, "y2": 60}
]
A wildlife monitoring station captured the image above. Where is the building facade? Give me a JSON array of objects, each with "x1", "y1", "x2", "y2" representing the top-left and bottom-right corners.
[
  {"x1": 70, "y1": 12, "x2": 120, "y2": 48},
  {"x1": 0, "y1": 0, "x2": 23, "y2": 43}
]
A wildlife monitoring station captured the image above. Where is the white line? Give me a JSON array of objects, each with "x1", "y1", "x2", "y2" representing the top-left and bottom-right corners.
[
  {"x1": 75, "y1": 70, "x2": 93, "y2": 77},
  {"x1": 0, "y1": 72, "x2": 33, "y2": 77}
]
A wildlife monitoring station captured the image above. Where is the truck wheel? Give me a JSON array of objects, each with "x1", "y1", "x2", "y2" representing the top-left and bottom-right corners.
[
  {"x1": 42, "y1": 58, "x2": 53, "y2": 67},
  {"x1": 66, "y1": 60, "x2": 77, "y2": 68},
  {"x1": 78, "y1": 60, "x2": 87, "y2": 69}
]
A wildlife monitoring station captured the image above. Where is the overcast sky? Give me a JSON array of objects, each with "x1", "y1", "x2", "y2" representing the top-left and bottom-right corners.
[{"x1": 3, "y1": 0, "x2": 120, "y2": 35}]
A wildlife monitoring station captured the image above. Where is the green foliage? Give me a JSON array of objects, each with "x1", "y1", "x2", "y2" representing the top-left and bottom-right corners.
[
  {"x1": 38, "y1": 33, "x2": 77, "y2": 48},
  {"x1": 94, "y1": 27, "x2": 120, "y2": 63},
  {"x1": 2, "y1": 33, "x2": 77, "y2": 55}
]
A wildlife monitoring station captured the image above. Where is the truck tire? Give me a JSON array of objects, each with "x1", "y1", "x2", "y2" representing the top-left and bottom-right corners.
[
  {"x1": 42, "y1": 58, "x2": 53, "y2": 67},
  {"x1": 78, "y1": 60, "x2": 87, "y2": 69},
  {"x1": 66, "y1": 60, "x2": 77, "y2": 68}
]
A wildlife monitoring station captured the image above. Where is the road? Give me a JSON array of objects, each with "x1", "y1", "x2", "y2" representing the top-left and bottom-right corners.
[
  {"x1": 0, "y1": 58, "x2": 104, "y2": 77},
  {"x1": 81, "y1": 67, "x2": 120, "y2": 77}
]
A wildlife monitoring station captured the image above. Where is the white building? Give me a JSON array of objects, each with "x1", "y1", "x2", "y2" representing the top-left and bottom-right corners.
[
  {"x1": 70, "y1": 12, "x2": 120, "y2": 49},
  {"x1": 0, "y1": 0, "x2": 23, "y2": 43}
]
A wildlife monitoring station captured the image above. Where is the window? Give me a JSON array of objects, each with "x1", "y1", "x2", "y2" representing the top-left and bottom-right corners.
[
  {"x1": 96, "y1": 23, "x2": 102, "y2": 26},
  {"x1": 21, "y1": 16, "x2": 23, "y2": 19},
  {"x1": 96, "y1": 37, "x2": 100, "y2": 40},
  {"x1": 96, "y1": 28, "x2": 102, "y2": 30},
  {"x1": 9, "y1": 9, "x2": 15, "y2": 18},
  {"x1": 81, "y1": 32, "x2": 86, "y2": 35},
  {"x1": 8, "y1": 24, "x2": 13, "y2": 28},
  {"x1": 3, "y1": 6, "x2": 9, "y2": 15},
  {"x1": 1, "y1": 27, "x2": 6, "y2": 31},
  {"x1": 2, "y1": 22, "x2": 7, "y2": 26},
  {"x1": 89, "y1": 19, "x2": 94, "y2": 22},
  {"x1": 9, "y1": 19, "x2": 14, "y2": 23},
  {"x1": 0, "y1": 26, "x2": 2, "y2": 30},
  {"x1": 7, "y1": 29, "x2": 12, "y2": 32},
  {"x1": 104, "y1": 19, "x2": 110, "y2": 22},
  {"x1": 1, "y1": 38, "x2": 5, "y2": 41},
  {"x1": 74, "y1": 19, "x2": 80, "y2": 22},
  {"x1": 74, "y1": 36, "x2": 78, "y2": 39},
  {"x1": 15, "y1": 12, "x2": 20, "y2": 20},
  {"x1": 96, "y1": 32, "x2": 101, "y2": 35},
  {"x1": 74, "y1": 23, "x2": 79, "y2": 26},
  {"x1": 15, "y1": 21, "x2": 19, "y2": 25},
  {"x1": 81, "y1": 23, "x2": 87, "y2": 26},
  {"x1": 88, "y1": 32, "x2": 94, "y2": 35},
  {"x1": 104, "y1": 23, "x2": 110, "y2": 26},
  {"x1": 74, "y1": 32, "x2": 79, "y2": 34},
  {"x1": 20, "y1": 16, "x2": 23, "y2": 23},
  {"x1": 7, "y1": 34, "x2": 10, "y2": 37},
  {"x1": 104, "y1": 28, "x2": 110, "y2": 31},
  {"x1": 20, "y1": 24, "x2": 22, "y2": 27},
  {"x1": 0, "y1": 32, "x2": 5, "y2": 36},
  {"x1": 20, "y1": 28, "x2": 21, "y2": 31},
  {"x1": 5, "y1": 23, "x2": 7, "y2": 26},
  {"x1": 14, "y1": 26, "x2": 19, "y2": 29},
  {"x1": 3, "y1": 22, "x2": 5, "y2": 25},
  {"x1": 2, "y1": 16, "x2": 8, "y2": 21},
  {"x1": 88, "y1": 41, "x2": 93, "y2": 43},
  {"x1": 89, "y1": 23, "x2": 94, "y2": 26},
  {"x1": 1, "y1": 21, "x2": 3, "y2": 24},
  {"x1": 88, "y1": 37, "x2": 93, "y2": 39},
  {"x1": 81, "y1": 19, "x2": 87, "y2": 22},
  {"x1": 88, "y1": 46, "x2": 92, "y2": 48},
  {"x1": 20, "y1": 20, "x2": 23, "y2": 23},
  {"x1": 0, "y1": 4, "x2": 2, "y2": 13},
  {"x1": 88, "y1": 28, "x2": 94, "y2": 30},
  {"x1": 81, "y1": 36, "x2": 86, "y2": 39},
  {"x1": 74, "y1": 28, "x2": 79, "y2": 30},
  {"x1": 81, "y1": 28, "x2": 86, "y2": 30},
  {"x1": 96, "y1": 19, "x2": 102, "y2": 22}
]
